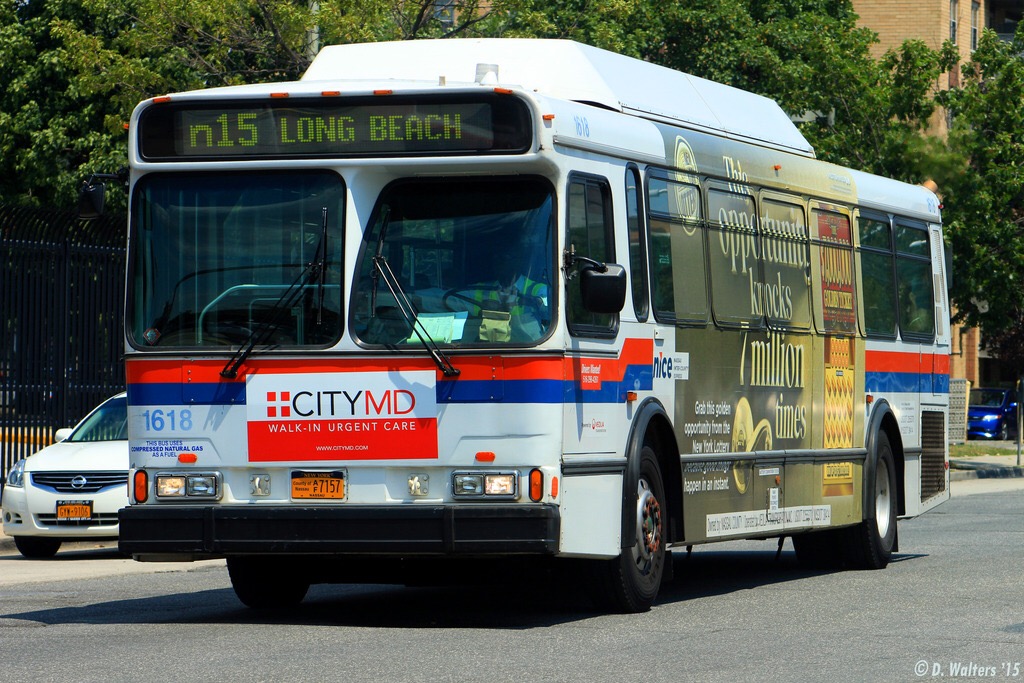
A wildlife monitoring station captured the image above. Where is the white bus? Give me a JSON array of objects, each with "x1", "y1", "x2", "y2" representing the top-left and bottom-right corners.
[{"x1": 110, "y1": 39, "x2": 950, "y2": 613}]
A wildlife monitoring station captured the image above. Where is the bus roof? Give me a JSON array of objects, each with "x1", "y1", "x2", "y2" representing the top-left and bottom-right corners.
[
  {"x1": 302, "y1": 39, "x2": 815, "y2": 158},
  {"x1": 850, "y1": 169, "x2": 942, "y2": 223}
]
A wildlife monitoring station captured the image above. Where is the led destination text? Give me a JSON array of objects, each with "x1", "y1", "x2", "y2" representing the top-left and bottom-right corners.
[
  {"x1": 186, "y1": 112, "x2": 467, "y2": 151},
  {"x1": 138, "y1": 97, "x2": 533, "y2": 159}
]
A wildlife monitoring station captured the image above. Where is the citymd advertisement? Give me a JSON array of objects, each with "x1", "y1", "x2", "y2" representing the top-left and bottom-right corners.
[{"x1": 245, "y1": 370, "x2": 438, "y2": 461}]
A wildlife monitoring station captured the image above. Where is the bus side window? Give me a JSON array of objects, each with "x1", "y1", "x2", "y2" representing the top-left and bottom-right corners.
[
  {"x1": 895, "y1": 221, "x2": 935, "y2": 339},
  {"x1": 759, "y1": 198, "x2": 811, "y2": 330},
  {"x1": 707, "y1": 186, "x2": 761, "y2": 328},
  {"x1": 567, "y1": 175, "x2": 617, "y2": 337},
  {"x1": 626, "y1": 166, "x2": 649, "y2": 322},
  {"x1": 646, "y1": 174, "x2": 707, "y2": 325},
  {"x1": 858, "y1": 215, "x2": 897, "y2": 338}
]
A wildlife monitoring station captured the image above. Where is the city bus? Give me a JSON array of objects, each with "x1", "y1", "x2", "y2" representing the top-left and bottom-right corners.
[{"x1": 107, "y1": 38, "x2": 950, "y2": 613}]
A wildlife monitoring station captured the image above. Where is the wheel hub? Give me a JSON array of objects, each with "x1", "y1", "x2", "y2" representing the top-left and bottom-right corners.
[{"x1": 635, "y1": 484, "x2": 662, "y2": 562}]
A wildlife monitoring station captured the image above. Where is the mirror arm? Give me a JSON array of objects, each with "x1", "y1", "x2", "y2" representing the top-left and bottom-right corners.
[{"x1": 562, "y1": 245, "x2": 608, "y2": 274}]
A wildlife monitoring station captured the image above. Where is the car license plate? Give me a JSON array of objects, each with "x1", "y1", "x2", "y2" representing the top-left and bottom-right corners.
[
  {"x1": 56, "y1": 500, "x2": 93, "y2": 521},
  {"x1": 291, "y1": 471, "x2": 346, "y2": 500}
]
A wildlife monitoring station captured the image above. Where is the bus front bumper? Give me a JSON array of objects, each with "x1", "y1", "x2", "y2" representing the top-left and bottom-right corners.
[{"x1": 118, "y1": 504, "x2": 560, "y2": 559}]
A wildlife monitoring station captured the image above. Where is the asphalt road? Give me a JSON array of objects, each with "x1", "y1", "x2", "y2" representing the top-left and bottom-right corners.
[{"x1": 0, "y1": 476, "x2": 1022, "y2": 683}]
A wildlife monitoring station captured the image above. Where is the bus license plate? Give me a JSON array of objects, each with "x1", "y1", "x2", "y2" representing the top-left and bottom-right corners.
[
  {"x1": 56, "y1": 500, "x2": 93, "y2": 521},
  {"x1": 291, "y1": 471, "x2": 346, "y2": 500}
]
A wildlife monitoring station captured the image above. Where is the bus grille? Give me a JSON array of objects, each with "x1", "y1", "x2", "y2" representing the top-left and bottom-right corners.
[{"x1": 920, "y1": 411, "x2": 946, "y2": 500}]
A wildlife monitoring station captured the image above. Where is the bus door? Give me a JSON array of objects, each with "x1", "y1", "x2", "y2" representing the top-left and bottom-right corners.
[{"x1": 562, "y1": 174, "x2": 623, "y2": 457}]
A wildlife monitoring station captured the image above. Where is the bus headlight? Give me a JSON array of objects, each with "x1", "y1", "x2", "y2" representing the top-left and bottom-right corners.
[
  {"x1": 156, "y1": 475, "x2": 186, "y2": 497},
  {"x1": 156, "y1": 472, "x2": 221, "y2": 499},
  {"x1": 452, "y1": 471, "x2": 518, "y2": 499}
]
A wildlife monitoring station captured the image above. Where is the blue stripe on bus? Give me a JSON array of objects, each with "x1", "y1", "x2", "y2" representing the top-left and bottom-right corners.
[
  {"x1": 130, "y1": 372, "x2": 949, "y2": 407},
  {"x1": 129, "y1": 361, "x2": 655, "y2": 407},
  {"x1": 437, "y1": 379, "x2": 565, "y2": 403},
  {"x1": 128, "y1": 382, "x2": 247, "y2": 406},
  {"x1": 866, "y1": 372, "x2": 949, "y2": 394}
]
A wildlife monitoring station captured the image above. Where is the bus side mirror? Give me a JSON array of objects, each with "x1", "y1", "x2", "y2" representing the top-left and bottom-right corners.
[
  {"x1": 77, "y1": 170, "x2": 128, "y2": 221},
  {"x1": 78, "y1": 181, "x2": 106, "y2": 220},
  {"x1": 580, "y1": 263, "x2": 626, "y2": 314}
]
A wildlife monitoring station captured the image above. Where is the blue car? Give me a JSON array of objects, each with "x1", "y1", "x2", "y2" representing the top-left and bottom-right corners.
[{"x1": 967, "y1": 388, "x2": 1018, "y2": 440}]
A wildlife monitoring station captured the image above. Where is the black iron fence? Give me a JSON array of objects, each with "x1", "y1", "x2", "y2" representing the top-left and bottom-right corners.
[{"x1": 1, "y1": 204, "x2": 127, "y2": 484}]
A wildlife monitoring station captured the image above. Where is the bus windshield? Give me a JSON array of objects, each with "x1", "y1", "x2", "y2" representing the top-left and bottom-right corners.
[
  {"x1": 351, "y1": 177, "x2": 555, "y2": 347},
  {"x1": 129, "y1": 171, "x2": 346, "y2": 349}
]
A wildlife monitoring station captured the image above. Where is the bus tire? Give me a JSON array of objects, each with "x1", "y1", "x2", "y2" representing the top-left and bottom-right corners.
[
  {"x1": 14, "y1": 536, "x2": 61, "y2": 558},
  {"x1": 846, "y1": 431, "x2": 897, "y2": 569},
  {"x1": 227, "y1": 556, "x2": 310, "y2": 609},
  {"x1": 592, "y1": 446, "x2": 666, "y2": 613}
]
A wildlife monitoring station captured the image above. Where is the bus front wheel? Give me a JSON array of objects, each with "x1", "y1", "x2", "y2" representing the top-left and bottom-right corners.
[
  {"x1": 591, "y1": 446, "x2": 666, "y2": 613},
  {"x1": 227, "y1": 556, "x2": 310, "y2": 609}
]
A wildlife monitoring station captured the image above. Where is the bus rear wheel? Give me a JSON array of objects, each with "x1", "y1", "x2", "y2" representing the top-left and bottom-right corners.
[
  {"x1": 591, "y1": 446, "x2": 666, "y2": 613},
  {"x1": 846, "y1": 431, "x2": 897, "y2": 569},
  {"x1": 227, "y1": 556, "x2": 310, "y2": 609}
]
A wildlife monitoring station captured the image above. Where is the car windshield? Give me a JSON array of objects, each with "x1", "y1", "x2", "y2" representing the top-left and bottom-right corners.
[
  {"x1": 351, "y1": 177, "x2": 555, "y2": 347},
  {"x1": 129, "y1": 171, "x2": 345, "y2": 349},
  {"x1": 68, "y1": 396, "x2": 128, "y2": 442},
  {"x1": 969, "y1": 389, "x2": 1008, "y2": 408}
]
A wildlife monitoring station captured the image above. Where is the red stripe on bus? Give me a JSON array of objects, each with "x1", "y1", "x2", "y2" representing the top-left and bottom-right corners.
[
  {"x1": 126, "y1": 338, "x2": 656, "y2": 385},
  {"x1": 865, "y1": 350, "x2": 951, "y2": 374}
]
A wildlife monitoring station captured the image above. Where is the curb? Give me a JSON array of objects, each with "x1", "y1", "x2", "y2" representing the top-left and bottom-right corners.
[{"x1": 949, "y1": 460, "x2": 1024, "y2": 481}]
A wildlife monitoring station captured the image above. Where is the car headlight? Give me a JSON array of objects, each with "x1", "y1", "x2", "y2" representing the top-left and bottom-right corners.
[
  {"x1": 6, "y1": 459, "x2": 25, "y2": 488},
  {"x1": 981, "y1": 414, "x2": 998, "y2": 422}
]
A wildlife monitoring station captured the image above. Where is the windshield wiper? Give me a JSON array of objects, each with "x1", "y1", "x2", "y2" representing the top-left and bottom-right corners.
[
  {"x1": 220, "y1": 208, "x2": 330, "y2": 379},
  {"x1": 369, "y1": 209, "x2": 459, "y2": 378},
  {"x1": 372, "y1": 254, "x2": 460, "y2": 378}
]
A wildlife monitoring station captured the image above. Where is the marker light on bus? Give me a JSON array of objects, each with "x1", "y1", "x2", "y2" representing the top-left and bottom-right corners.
[
  {"x1": 133, "y1": 470, "x2": 149, "y2": 503},
  {"x1": 528, "y1": 468, "x2": 543, "y2": 502},
  {"x1": 452, "y1": 472, "x2": 518, "y2": 498}
]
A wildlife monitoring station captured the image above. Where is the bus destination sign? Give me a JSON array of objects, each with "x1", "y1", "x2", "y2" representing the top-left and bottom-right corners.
[{"x1": 138, "y1": 94, "x2": 532, "y2": 161}]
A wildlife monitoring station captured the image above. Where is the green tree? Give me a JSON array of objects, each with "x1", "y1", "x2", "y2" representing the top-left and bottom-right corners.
[
  {"x1": 939, "y1": 27, "x2": 1024, "y2": 374},
  {"x1": 0, "y1": 0, "x2": 140, "y2": 208},
  {"x1": 0, "y1": 0, "x2": 527, "y2": 208},
  {"x1": 0, "y1": 0, "x2": 957, "y2": 212}
]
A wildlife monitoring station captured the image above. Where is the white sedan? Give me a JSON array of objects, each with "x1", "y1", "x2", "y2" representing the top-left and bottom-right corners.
[{"x1": 2, "y1": 392, "x2": 127, "y2": 558}]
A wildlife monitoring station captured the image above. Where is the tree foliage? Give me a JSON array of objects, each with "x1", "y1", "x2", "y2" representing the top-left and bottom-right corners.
[
  {"x1": 0, "y1": 0, "x2": 136, "y2": 208},
  {"x1": 0, "y1": 0, "x2": 1001, "y2": 361},
  {"x1": 938, "y1": 27, "x2": 1024, "y2": 372}
]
